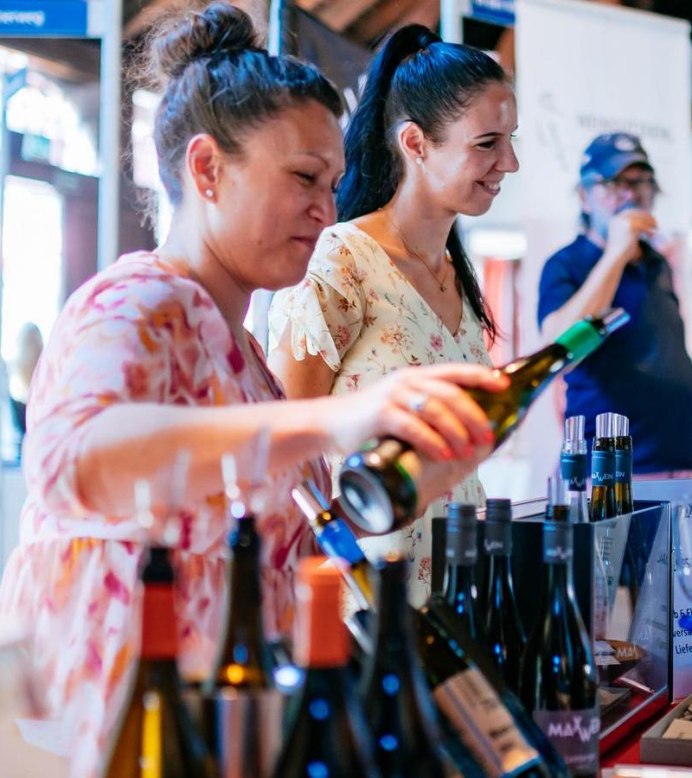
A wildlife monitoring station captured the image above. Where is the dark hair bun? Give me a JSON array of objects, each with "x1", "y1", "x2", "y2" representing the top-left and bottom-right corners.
[{"x1": 153, "y1": 2, "x2": 260, "y2": 82}]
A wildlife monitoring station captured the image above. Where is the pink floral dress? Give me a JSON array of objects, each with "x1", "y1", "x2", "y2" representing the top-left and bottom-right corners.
[
  {"x1": 269, "y1": 222, "x2": 492, "y2": 607},
  {"x1": 0, "y1": 252, "x2": 329, "y2": 777}
]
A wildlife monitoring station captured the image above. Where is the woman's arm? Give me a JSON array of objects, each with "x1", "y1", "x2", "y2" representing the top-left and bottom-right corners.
[
  {"x1": 268, "y1": 324, "x2": 336, "y2": 399},
  {"x1": 74, "y1": 363, "x2": 506, "y2": 517}
]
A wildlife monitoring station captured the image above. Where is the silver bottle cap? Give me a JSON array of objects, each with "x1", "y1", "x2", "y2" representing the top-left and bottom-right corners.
[
  {"x1": 599, "y1": 307, "x2": 630, "y2": 335},
  {"x1": 595, "y1": 412, "x2": 615, "y2": 438},
  {"x1": 613, "y1": 413, "x2": 630, "y2": 436},
  {"x1": 564, "y1": 415, "x2": 585, "y2": 442}
]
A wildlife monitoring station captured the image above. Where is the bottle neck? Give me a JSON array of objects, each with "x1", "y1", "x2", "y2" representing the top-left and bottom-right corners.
[
  {"x1": 486, "y1": 554, "x2": 513, "y2": 595},
  {"x1": 541, "y1": 520, "x2": 575, "y2": 602},
  {"x1": 222, "y1": 521, "x2": 265, "y2": 653},
  {"x1": 141, "y1": 583, "x2": 178, "y2": 660},
  {"x1": 444, "y1": 564, "x2": 478, "y2": 610}
]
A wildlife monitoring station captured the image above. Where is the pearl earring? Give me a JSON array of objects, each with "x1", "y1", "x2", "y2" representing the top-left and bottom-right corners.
[
  {"x1": 205, "y1": 188, "x2": 214, "y2": 199},
  {"x1": 415, "y1": 156, "x2": 424, "y2": 166}
]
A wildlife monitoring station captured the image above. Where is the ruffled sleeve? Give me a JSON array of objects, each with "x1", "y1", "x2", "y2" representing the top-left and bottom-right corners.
[
  {"x1": 269, "y1": 229, "x2": 366, "y2": 372},
  {"x1": 23, "y1": 262, "x2": 215, "y2": 519}
]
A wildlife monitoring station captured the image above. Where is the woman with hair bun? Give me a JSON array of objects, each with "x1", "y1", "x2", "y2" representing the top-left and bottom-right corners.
[
  {"x1": 270, "y1": 25, "x2": 519, "y2": 605},
  {"x1": 0, "y1": 4, "x2": 504, "y2": 775}
]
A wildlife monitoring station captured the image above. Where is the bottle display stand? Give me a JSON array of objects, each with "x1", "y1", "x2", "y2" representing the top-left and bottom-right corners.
[{"x1": 477, "y1": 499, "x2": 672, "y2": 754}]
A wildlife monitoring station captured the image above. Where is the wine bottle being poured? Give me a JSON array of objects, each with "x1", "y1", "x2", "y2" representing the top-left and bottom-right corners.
[{"x1": 339, "y1": 308, "x2": 630, "y2": 534}]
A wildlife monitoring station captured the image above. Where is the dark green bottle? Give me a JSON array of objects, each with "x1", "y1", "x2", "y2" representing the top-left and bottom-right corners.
[
  {"x1": 482, "y1": 498, "x2": 526, "y2": 692},
  {"x1": 443, "y1": 503, "x2": 482, "y2": 642},
  {"x1": 339, "y1": 309, "x2": 630, "y2": 533},
  {"x1": 361, "y1": 557, "x2": 446, "y2": 777},
  {"x1": 519, "y1": 501, "x2": 599, "y2": 777},
  {"x1": 271, "y1": 559, "x2": 379, "y2": 778}
]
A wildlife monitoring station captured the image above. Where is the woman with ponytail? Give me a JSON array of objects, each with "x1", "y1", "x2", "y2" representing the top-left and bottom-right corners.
[{"x1": 269, "y1": 25, "x2": 519, "y2": 605}]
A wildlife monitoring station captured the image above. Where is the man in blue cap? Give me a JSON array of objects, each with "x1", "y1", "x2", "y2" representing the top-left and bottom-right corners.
[{"x1": 537, "y1": 131, "x2": 692, "y2": 474}]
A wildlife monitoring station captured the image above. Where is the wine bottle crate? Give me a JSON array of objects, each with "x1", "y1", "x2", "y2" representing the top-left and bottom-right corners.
[{"x1": 476, "y1": 498, "x2": 672, "y2": 753}]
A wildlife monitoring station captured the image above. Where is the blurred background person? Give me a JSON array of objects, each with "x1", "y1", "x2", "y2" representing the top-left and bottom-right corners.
[
  {"x1": 538, "y1": 132, "x2": 692, "y2": 475},
  {"x1": 7, "y1": 322, "x2": 43, "y2": 459}
]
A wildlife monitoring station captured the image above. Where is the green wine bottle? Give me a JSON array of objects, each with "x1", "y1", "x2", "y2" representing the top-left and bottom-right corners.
[
  {"x1": 105, "y1": 547, "x2": 218, "y2": 778},
  {"x1": 590, "y1": 412, "x2": 617, "y2": 521},
  {"x1": 613, "y1": 413, "x2": 633, "y2": 515},
  {"x1": 339, "y1": 309, "x2": 630, "y2": 533}
]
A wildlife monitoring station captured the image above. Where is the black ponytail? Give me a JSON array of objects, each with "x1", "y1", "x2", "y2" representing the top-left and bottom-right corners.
[
  {"x1": 337, "y1": 24, "x2": 507, "y2": 342},
  {"x1": 336, "y1": 25, "x2": 437, "y2": 224}
]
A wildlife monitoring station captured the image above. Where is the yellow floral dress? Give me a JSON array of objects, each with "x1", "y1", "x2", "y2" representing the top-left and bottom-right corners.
[
  {"x1": 0, "y1": 252, "x2": 329, "y2": 777},
  {"x1": 269, "y1": 222, "x2": 492, "y2": 606}
]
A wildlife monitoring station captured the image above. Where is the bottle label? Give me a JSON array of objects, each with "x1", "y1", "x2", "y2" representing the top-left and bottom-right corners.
[
  {"x1": 533, "y1": 707, "x2": 600, "y2": 775},
  {"x1": 560, "y1": 453, "x2": 587, "y2": 492},
  {"x1": 591, "y1": 450, "x2": 615, "y2": 487},
  {"x1": 556, "y1": 319, "x2": 602, "y2": 363},
  {"x1": 614, "y1": 449, "x2": 632, "y2": 484},
  {"x1": 544, "y1": 522, "x2": 573, "y2": 564},
  {"x1": 433, "y1": 668, "x2": 540, "y2": 778},
  {"x1": 316, "y1": 520, "x2": 366, "y2": 567}
]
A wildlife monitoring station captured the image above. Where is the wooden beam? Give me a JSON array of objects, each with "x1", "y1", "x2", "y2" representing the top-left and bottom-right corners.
[
  {"x1": 350, "y1": 0, "x2": 421, "y2": 44},
  {"x1": 319, "y1": 0, "x2": 384, "y2": 32}
]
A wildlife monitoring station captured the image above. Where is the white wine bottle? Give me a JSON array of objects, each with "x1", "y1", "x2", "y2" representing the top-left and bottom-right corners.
[
  {"x1": 105, "y1": 547, "x2": 218, "y2": 778},
  {"x1": 339, "y1": 309, "x2": 630, "y2": 533}
]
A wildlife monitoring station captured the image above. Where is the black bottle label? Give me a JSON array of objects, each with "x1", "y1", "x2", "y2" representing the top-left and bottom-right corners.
[
  {"x1": 614, "y1": 449, "x2": 632, "y2": 484},
  {"x1": 533, "y1": 707, "x2": 599, "y2": 775},
  {"x1": 543, "y1": 522, "x2": 573, "y2": 564},
  {"x1": 591, "y1": 450, "x2": 615, "y2": 487},
  {"x1": 433, "y1": 668, "x2": 540, "y2": 777},
  {"x1": 560, "y1": 453, "x2": 587, "y2": 492}
]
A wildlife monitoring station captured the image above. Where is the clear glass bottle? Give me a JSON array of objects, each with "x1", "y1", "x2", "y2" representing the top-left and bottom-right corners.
[{"x1": 561, "y1": 415, "x2": 590, "y2": 523}]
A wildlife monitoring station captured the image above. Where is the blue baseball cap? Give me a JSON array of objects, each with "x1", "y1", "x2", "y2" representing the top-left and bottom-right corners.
[{"x1": 579, "y1": 132, "x2": 653, "y2": 186}]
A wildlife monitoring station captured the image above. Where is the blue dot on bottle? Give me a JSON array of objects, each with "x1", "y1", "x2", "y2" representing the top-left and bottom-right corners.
[
  {"x1": 380, "y1": 734, "x2": 399, "y2": 752},
  {"x1": 309, "y1": 699, "x2": 330, "y2": 720},
  {"x1": 307, "y1": 761, "x2": 329, "y2": 778},
  {"x1": 381, "y1": 673, "x2": 400, "y2": 695}
]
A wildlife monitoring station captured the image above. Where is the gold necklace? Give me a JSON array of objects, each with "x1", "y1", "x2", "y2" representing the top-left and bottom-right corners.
[{"x1": 383, "y1": 210, "x2": 453, "y2": 292}]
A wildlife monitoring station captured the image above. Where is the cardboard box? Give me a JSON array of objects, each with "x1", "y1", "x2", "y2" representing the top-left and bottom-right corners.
[{"x1": 640, "y1": 694, "x2": 692, "y2": 766}]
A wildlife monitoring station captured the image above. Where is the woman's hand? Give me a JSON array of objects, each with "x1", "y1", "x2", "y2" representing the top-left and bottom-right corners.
[{"x1": 325, "y1": 363, "x2": 508, "y2": 463}]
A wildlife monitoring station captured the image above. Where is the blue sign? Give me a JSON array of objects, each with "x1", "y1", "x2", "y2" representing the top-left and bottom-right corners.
[
  {"x1": 470, "y1": 0, "x2": 515, "y2": 27},
  {"x1": 0, "y1": 2, "x2": 89, "y2": 37}
]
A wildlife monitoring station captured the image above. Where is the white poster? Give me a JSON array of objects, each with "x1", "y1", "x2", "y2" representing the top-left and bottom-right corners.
[{"x1": 514, "y1": 0, "x2": 691, "y2": 497}]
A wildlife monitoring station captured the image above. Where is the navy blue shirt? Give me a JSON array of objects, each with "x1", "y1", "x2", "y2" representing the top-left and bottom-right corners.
[{"x1": 538, "y1": 235, "x2": 692, "y2": 473}]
